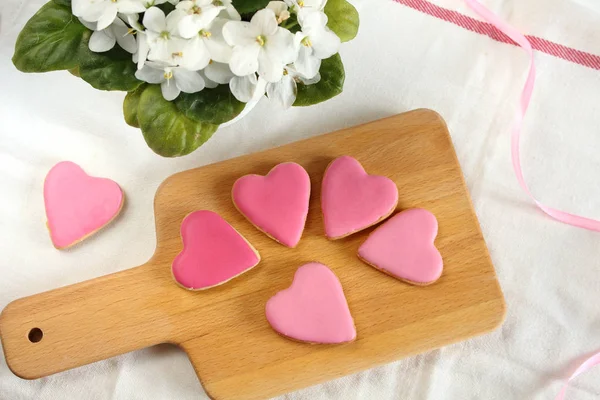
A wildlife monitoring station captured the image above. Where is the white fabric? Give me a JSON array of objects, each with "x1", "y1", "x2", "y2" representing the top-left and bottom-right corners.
[{"x1": 1, "y1": 0, "x2": 600, "y2": 399}]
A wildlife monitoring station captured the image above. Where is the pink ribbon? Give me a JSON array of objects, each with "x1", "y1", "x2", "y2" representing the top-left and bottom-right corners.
[
  {"x1": 462, "y1": 1, "x2": 600, "y2": 398},
  {"x1": 463, "y1": 0, "x2": 600, "y2": 231}
]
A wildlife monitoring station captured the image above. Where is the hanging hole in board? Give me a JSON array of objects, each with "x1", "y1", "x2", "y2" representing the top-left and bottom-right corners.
[{"x1": 28, "y1": 328, "x2": 43, "y2": 343}]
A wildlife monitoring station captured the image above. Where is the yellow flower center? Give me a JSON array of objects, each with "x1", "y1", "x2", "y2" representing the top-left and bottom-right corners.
[
  {"x1": 301, "y1": 36, "x2": 312, "y2": 47},
  {"x1": 256, "y1": 35, "x2": 266, "y2": 46},
  {"x1": 200, "y1": 29, "x2": 212, "y2": 38},
  {"x1": 172, "y1": 51, "x2": 183, "y2": 58},
  {"x1": 298, "y1": 0, "x2": 304, "y2": 6},
  {"x1": 192, "y1": 5, "x2": 202, "y2": 14},
  {"x1": 160, "y1": 31, "x2": 170, "y2": 40},
  {"x1": 164, "y1": 70, "x2": 173, "y2": 80}
]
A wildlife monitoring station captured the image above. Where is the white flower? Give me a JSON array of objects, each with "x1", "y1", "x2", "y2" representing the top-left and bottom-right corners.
[
  {"x1": 266, "y1": 65, "x2": 319, "y2": 108},
  {"x1": 72, "y1": 0, "x2": 146, "y2": 30},
  {"x1": 126, "y1": 14, "x2": 150, "y2": 69},
  {"x1": 222, "y1": 9, "x2": 296, "y2": 83},
  {"x1": 216, "y1": 0, "x2": 241, "y2": 21},
  {"x1": 284, "y1": 0, "x2": 326, "y2": 13},
  {"x1": 179, "y1": 17, "x2": 232, "y2": 70},
  {"x1": 294, "y1": 10, "x2": 339, "y2": 78},
  {"x1": 204, "y1": 62, "x2": 263, "y2": 102},
  {"x1": 135, "y1": 62, "x2": 206, "y2": 100},
  {"x1": 267, "y1": 1, "x2": 290, "y2": 24},
  {"x1": 144, "y1": 7, "x2": 188, "y2": 66},
  {"x1": 177, "y1": 0, "x2": 225, "y2": 39}
]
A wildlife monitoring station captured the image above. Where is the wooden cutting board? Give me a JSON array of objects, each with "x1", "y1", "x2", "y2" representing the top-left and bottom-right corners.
[{"x1": 0, "y1": 109, "x2": 505, "y2": 400}]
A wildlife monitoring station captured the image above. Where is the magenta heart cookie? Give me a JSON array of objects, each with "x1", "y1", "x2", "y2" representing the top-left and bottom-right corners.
[
  {"x1": 265, "y1": 262, "x2": 356, "y2": 344},
  {"x1": 358, "y1": 208, "x2": 443, "y2": 285},
  {"x1": 44, "y1": 161, "x2": 124, "y2": 249},
  {"x1": 232, "y1": 162, "x2": 310, "y2": 248},
  {"x1": 172, "y1": 211, "x2": 260, "y2": 290},
  {"x1": 321, "y1": 156, "x2": 398, "y2": 239}
]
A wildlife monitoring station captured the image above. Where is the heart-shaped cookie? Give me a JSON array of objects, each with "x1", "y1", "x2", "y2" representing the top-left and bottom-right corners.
[
  {"x1": 172, "y1": 211, "x2": 260, "y2": 290},
  {"x1": 265, "y1": 262, "x2": 356, "y2": 344},
  {"x1": 44, "y1": 161, "x2": 124, "y2": 249},
  {"x1": 358, "y1": 208, "x2": 443, "y2": 285},
  {"x1": 232, "y1": 162, "x2": 310, "y2": 248},
  {"x1": 321, "y1": 156, "x2": 398, "y2": 239}
]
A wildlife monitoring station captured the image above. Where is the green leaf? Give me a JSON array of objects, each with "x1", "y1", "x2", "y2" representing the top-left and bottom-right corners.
[
  {"x1": 156, "y1": 2, "x2": 176, "y2": 14},
  {"x1": 79, "y1": 46, "x2": 142, "y2": 91},
  {"x1": 52, "y1": 0, "x2": 71, "y2": 6},
  {"x1": 123, "y1": 84, "x2": 147, "y2": 128},
  {"x1": 324, "y1": 0, "x2": 359, "y2": 42},
  {"x1": 137, "y1": 86, "x2": 219, "y2": 157},
  {"x1": 294, "y1": 53, "x2": 345, "y2": 107},
  {"x1": 175, "y1": 85, "x2": 246, "y2": 125},
  {"x1": 233, "y1": 0, "x2": 270, "y2": 16},
  {"x1": 12, "y1": 1, "x2": 90, "y2": 72}
]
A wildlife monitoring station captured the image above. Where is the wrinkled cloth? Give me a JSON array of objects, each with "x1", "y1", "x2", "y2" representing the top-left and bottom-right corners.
[{"x1": 1, "y1": 0, "x2": 600, "y2": 399}]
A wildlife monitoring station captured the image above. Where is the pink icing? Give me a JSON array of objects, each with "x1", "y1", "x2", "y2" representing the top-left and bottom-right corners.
[
  {"x1": 321, "y1": 156, "x2": 398, "y2": 239},
  {"x1": 265, "y1": 262, "x2": 356, "y2": 344},
  {"x1": 44, "y1": 161, "x2": 123, "y2": 249},
  {"x1": 358, "y1": 208, "x2": 443, "y2": 285},
  {"x1": 172, "y1": 211, "x2": 260, "y2": 290},
  {"x1": 232, "y1": 162, "x2": 310, "y2": 248}
]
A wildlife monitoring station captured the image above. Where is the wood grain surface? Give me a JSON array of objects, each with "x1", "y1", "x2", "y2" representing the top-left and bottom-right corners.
[{"x1": 0, "y1": 109, "x2": 506, "y2": 400}]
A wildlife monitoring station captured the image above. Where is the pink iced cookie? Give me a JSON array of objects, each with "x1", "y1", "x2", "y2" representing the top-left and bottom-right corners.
[
  {"x1": 44, "y1": 161, "x2": 124, "y2": 249},
  {"x1": 172, "y1": 211, "x2": 260, "y2": 290},
  {"x1": 358, "y1": 209, "x2": 443, "y2": 285},
  {"x1": 266, "y1": 262, "x2": 356, "y2": 344},
  {"x1": 232, "y1": 162, "x2": 310, "y2": 247},
  {"x1": 321, "y1": 156, "x2": 398, "y2": 239}
]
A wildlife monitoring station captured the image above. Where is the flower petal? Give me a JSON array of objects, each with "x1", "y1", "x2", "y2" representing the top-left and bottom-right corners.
[
  {"x1": 220, "y1": 5, "x2": 241, "y2": 21},
  {"x1": 298, "y1": 71, "x2": 320, "y2": 85},
  {"x1": 266, "y1": 75, "x2": 296, "y2": 108},
  {"x1": 298, "y1": 8, "x2": 327, "y2": 29},
  {"x1": 222, "y1": 21, "x2": 260, "y2": 46},
  {"x1": 143, "y1": 6, "x2": 166, "y2": 32},
  {"x1": 161, "y1": 79, "x2": 181, "y2": 100},
  {"x1": 201, "y1": 71, "x2": 219, "y2": 88},
  {"x1": 180, "y1": 37, "x2": 211, "y2": 70},
  {"x1": 265, "y1": 27, "x2": 296, "y2": 64},
  {"x1": 178, "y1": 14, "x2": 200, "y2": 38},
  {"x1": 204, "y1": 62, "x2": 234, "y2": 84},
  {"x1": 112, "y1": 18, "x2": 138, "y2": 53},
  {"x1": 166, "y1": 9, "x2": 187, "y2": 33},
  {"x1": 194, "y1": 6, "x2": 224, "y2": 28},
  {"x1": 250, "y1": 9, "x2": 278, "y2": 36},
  {"x1": 257, "y1": 49, "x2": 283, "y2": 83},
  {"x1": 293, "y1": 45, "x2": 320, "y2": 78},
  {"x1": 78, "y1": 17, "x2": 97, "y2": 30},
  {"x1": 229, "y1": 43, "x2": 261, "y2": 76},
  {"x1": 89, "y1": 30, "x2": 116, "y2": 52},
  {"x1": 311, "y1": 28, "x2": 340, "y2": 59},
  {"x1": 135, "y1": 64, "x2": 166, "y2": 83},
  {"x1": 205, "y1": 38, "x2": 232, "y2": 63},
  {"x1": 136, "y1": 32, "x2": 150, "y2": 69},
  {"x1": 97, "y1": 6, "x2": 118, "y2": 30},
  {"x1": 174, "y1": 69, "x2": 206, "y2": 93},
  {"x1": 267, "y1": 1, "x2": 288, "y2": 15},
  {"x1": 229, "y1": 74, "x2": 258, "y2": 102},
  {"x1": 116, "y1": 0, "x2": 147, "y2": 14}
]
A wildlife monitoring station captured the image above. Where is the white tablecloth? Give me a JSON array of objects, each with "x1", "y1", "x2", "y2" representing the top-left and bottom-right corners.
[{"x1": 2, "y1": 0, "x2": 600, "y2": 399}]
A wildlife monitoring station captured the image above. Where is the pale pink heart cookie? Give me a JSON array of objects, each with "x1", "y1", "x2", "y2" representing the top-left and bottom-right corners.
[
  {"x1": 44, "y1": 161, "x2": 124, "y2": 249},
  {"x1": 172, "y1": 210, "x2": 260, "y2": 290},
  {"x1": 321, "y1": 156, "x2": 398, "y2": 239},
  {"x1": 358, "y1": 208, "x2": 443, "y2": 285},
  {"x1": 232, "y1": 162, "x2": 310, "y2": 248},
  {"x1": 265, "y1": 262, "x2": 356, "y2": 344}
]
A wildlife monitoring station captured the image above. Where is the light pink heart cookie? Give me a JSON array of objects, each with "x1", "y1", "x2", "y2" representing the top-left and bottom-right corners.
[
  {"x1": 321, "y1": 156, "x2": 398, "y2": 239},
  {"x1": 358, "y1": 208, "x2": 443, "y2": 285},
  {"x1": 44, "y1": 161, "x2": 124, "y2": 249},
  {"x1": 172, "y1": 211, "x2": 260, "y2": 290},
  {"x1": 266, "y1": 262, "x2": 356, "y2": 344},
  {"x1": 232, "y1": 162, "x2": 310, "y2": 248}
]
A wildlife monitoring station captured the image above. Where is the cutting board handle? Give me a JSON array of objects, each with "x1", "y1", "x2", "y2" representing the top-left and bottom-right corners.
[{"x1": 0, "y1": 260, "x2": 173, "y2": 379}]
